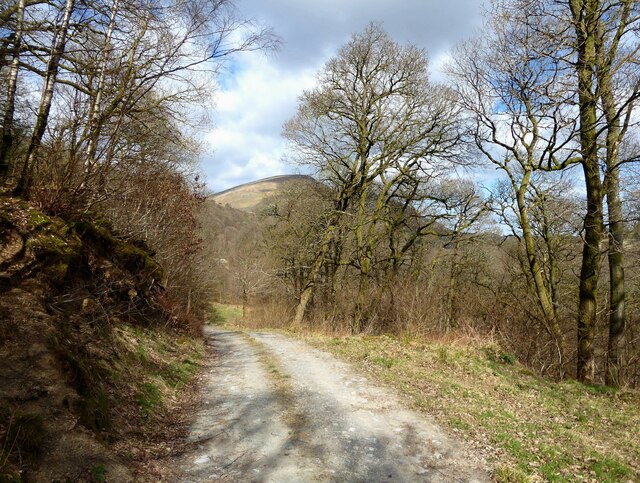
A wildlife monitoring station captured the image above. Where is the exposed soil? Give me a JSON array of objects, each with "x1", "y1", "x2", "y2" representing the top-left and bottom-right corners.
[{"x1": 165, "y1": 328, "x2": 489, "y2": 482}]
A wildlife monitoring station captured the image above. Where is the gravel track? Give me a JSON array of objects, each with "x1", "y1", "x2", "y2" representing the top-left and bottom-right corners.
[{"x1": 169, "y1": 328, "x2": 489, "y2": 482}]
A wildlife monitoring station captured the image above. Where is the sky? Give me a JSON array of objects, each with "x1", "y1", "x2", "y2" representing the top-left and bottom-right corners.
[{"x1": 200, "y1": 0, "x2": 486, "y2": 193}]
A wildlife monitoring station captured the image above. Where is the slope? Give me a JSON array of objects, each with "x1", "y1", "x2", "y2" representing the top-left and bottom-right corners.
[{"x1": 0, "y1": 197, "x2": 203, "y2": 482}]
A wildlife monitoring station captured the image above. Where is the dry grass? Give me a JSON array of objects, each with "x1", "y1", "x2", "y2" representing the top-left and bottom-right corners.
[{"x1": 216, "y1": 301, "x2": 294, "y2": 331}]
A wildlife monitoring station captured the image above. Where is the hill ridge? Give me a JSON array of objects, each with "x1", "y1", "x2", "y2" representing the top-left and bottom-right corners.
[
  {"x1": 211, "y1": 174, "x2": 314, "y2": 198},
  {"x1": 209, "y1": 174, "x2": 316, "y2": 212}
]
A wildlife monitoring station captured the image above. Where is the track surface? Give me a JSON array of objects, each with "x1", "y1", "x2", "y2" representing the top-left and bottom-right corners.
[{"x1": 169, "y1": 328, "x2": 489, "y2": 482}]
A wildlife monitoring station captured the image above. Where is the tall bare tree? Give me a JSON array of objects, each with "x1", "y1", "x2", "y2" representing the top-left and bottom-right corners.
[
  {"x1": 448, "y1": 4, "x2": 580, "y2": 373},
  {"x1": 13, "y1": 0, "x2": 76, "y2": 196},
  {"x1": 590, "y1": 0, "x2": 640, "y2": 386},
  {"x1": 284, "y1": 23, "x2": 466, "y2": 328},
  {"x1": 453, "y1": 0, "x2": 640, "y2": 383}
]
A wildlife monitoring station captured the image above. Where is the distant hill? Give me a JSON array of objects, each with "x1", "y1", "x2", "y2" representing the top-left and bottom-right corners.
[{"x1": 210, "y1": 175, "x2": 316, "y2": 212}]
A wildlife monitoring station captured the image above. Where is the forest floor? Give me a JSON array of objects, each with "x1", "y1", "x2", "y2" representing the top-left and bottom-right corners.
[{"x1": 161, "y1": 327, "x2": 489, "y2": 482}]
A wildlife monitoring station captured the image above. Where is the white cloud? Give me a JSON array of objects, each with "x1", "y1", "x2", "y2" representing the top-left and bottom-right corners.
[
  {"x1": 200, "y1": 1, "x2": 485, "y2": 191},
  {"x1": 201, "y1": 51, "x2": 319, "y2": 191}
]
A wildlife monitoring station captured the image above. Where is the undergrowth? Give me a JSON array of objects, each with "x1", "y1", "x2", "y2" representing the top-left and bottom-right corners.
[{"x1": 0, "y1": 197, "x2": 206, "y2": 480}]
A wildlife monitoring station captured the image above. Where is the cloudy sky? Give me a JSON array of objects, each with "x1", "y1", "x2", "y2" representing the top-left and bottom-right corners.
[{"x1": 201, "y1": 0, "x2": 486, "y2": 192}]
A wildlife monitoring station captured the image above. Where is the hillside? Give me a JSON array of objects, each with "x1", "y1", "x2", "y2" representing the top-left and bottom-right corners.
[{"x1": 210, "y1": 175, "x2": 316, "y2": 212}]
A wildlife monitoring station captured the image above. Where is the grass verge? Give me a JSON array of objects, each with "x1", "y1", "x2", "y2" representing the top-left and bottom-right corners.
[
  {"x1": 116, "y1": 325, "x2": 205, "y2": 421},
  {"x1": 300, "y1": 333, "x2": 639, "y2": 482},
  {"x1": 239, "y1": 332, "x2": 306, "y2": 431}
]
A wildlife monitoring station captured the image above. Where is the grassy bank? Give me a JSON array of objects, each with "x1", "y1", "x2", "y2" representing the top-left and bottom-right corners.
[{"x1": 300, "y1": 334, "x2": 639, "y2": 482}]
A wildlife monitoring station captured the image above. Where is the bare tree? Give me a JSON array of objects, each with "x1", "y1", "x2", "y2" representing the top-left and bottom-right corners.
[
  {"x1": 2, "y1": 0, "x2": 277, "y2": 203},
  {"x1": 452, "y1": 0, "x2": 640, "y2": 383},
  {"x1": 550, "y1": 0, "x2": 640, "y2": 383},
  {"x1": 13, "y1": 0, "x2": 76, "y2": 196},
  {"x1": 590, "y1": 0, "x2": 640, "y2": 386},
  {"x1": 284, "y1": 23, "x2": 466, "y2": 328},
  {"x1": 448, "y1": 5, "x2": 580, "y2": 373}
]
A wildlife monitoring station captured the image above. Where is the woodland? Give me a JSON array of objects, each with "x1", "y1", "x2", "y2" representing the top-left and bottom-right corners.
[
  {"x1": 211, "y1": 5, "x2": 640, "y2": 389},
  {"x1": 1, "y1": 0, "x2": 640, "y2": 476},
  {"x1": 0, "y1": 0, "x2": 276, "y2": 317},
  {"x1": 1, "y1": 0, "x2": 640, "y2": 384},
  {"x1": 0, "y1": 0, "x2": 640, "y2": 481}
]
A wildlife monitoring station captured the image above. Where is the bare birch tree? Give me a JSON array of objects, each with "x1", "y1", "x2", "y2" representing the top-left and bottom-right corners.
[
  {"x1": 0, "y1": 0, "x2": 25, "y2": 178},
  {"x1": 13, "y1": 0, "x2": 76, "y2": 196}
]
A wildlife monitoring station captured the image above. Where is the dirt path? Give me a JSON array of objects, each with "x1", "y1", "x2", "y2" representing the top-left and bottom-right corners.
[{"x1": 167, "y1": 328, "x2": 489, "y2": 482}]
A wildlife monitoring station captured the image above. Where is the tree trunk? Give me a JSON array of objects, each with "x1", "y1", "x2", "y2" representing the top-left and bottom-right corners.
[
  {"x1": 13, "y1": 0, "x2": 75, "y2": 196},
  {"x1": 445, "y1": 240, "x2": 460, "y2": 331},
  {"x1": 577, "y1": 163, "x2": 603, "y2": 383},
  {"x1": 353, "y1": 268, "x2": 370, "y2": 333},
  {"x1": 595, "y1": 13, "x2": 627, "y2": 386},
  {"x1": 0, "y1": 0, "x2": 26, "y2": 179},
  {"x1": 571, "y1": 0, "x2": 603, "y2": 383},
  {"x1": 292, "y1": 221, "x2": 337, "y2": 327},
  {"x1": 85, "y1": 0, "x2": 119, "y2": 170},
  {"x1": 242, "y1": 283, "x2": 248, "y2": 319},
  {"x1": 602, "y1": 117, "x2": 625, "y2": 386},
  {"x1": 353, "y1": 182, "x2": 371, "y2": 331},
  {"x1": 605, "y1": 167, "x2": 625, "y2": 386},
  {"x1": 515, "y1": 172, "x2": 568, "y2": 376}
]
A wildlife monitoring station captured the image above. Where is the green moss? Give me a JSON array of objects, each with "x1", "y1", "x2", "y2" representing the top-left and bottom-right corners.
[
  {"x1": 46, "y1": 262, "x2": 70, "y2": 281},
  {"x1": 27, "y1": 232, "x2": 74, "y2": 257},
  {"x1": 71, "y1": 220, "x2": 118, "y2": 251},
  {"x1": 20, "y1": 209, "x2": 82, "y2": 267},
  {"x1": 113, "y1": 242, "x2": 162, "y2": 276},
  {"x1": 27, "y1": 209, "x2": 50, "y2": 230},
  {"x1": 71, "y1": 219, "x2": 162, "y2": 279}
]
